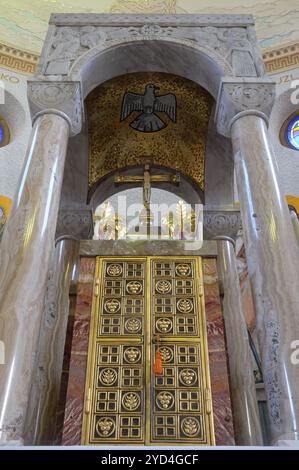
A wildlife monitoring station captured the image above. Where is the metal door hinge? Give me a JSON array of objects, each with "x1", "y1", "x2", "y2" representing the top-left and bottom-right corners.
[
  {"x1": 85, "y1": 387, "x2": 92, "y2": 414},
  {"x1": 94, "y1": 279, "x2": 100, "y2": 297},
  {"x1": 205, "y1": 388, "x2": 212, "y2": 415}
]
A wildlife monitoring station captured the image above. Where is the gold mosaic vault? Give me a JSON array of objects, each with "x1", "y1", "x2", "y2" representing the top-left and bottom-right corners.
[
  {"x1": 86, "y1": 73, "x2": 214, "y2": 191},
  {"x1": 82, "y1": 256, "x2": 215, "y2": 445}
]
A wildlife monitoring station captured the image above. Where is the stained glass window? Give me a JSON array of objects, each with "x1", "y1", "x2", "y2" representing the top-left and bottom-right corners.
[
  {"x1": 0, "y1": 117, "x2": 10, "y2": 148},
  {"x1": 287, "y1": 117, "x2": 299, "y2": 150}
]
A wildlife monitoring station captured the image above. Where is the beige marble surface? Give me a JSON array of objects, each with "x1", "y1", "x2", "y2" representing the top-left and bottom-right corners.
[
  {"x1": 24, "y1": 238, "x2": 79, "y2": 445},
  {"x1": 217, "y1": 238, "x2": 262, "y2": 445},
  {"x1": 232, "y1": 114, "x2": 299, "y2": 444},
  {"x1": 0, "y1": 113, "x2": 69, "y2": 444}
]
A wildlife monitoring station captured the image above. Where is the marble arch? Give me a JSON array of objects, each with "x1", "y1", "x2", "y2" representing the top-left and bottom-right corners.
[{"x1": 70, "y1": 37, "x2": 231, "y2": 100}]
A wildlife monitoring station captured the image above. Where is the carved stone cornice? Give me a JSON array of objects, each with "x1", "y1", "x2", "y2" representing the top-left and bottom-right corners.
[
  {"x1": 203, "y1": 210, "x2": 242, "y2": 240},
  {"x1": 55, "y1": 206, "x2": 93, "y2": 240},
  {"x1": 215, "y1": 77, "x2": 276, "y2": 137},
  {"x1": 49, "y1": 13, "x2": 255, "y2": 27},
  {"x1": 27, "y1": 81, "x2": 83, "y2": 136},
  {"x1": 34, "y1": 13, "x2": 264, "y2": 80}
]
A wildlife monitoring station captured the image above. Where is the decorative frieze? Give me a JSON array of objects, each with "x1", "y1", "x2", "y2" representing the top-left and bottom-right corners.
[
  {"x1": 55, "y1": 206, "x2": 93, "y2": 240},
  {"x1": 0, "y1": 42, "x2": 39, "y2": 75},
  {"x1": 35, "y1": 14, "x2": 264, "y2": 80},
  {"x1": 203, "y1": 210, "x2": 241, "y2": 240}
]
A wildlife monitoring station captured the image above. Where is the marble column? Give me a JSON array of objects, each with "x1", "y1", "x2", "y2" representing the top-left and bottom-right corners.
[
  {"x1": 289, "y1": 207, "x2": 299, "y2": 246},
  {"x1": 24, "y1": 236, "x2": 80, "y2": 445},
  {"x1": 216, "y1": 236, "x2": 263, "y2": 445},
  {"x1": 0, "y1": 113, "x2": 70, "y2": 444},
  {"x1": 231, "y1": 114, "x2": 299, "y2": 444}
]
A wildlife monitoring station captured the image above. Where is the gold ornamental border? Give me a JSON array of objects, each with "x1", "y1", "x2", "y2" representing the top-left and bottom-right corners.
[
  {"x1": 81, "y1": 255, "x2": 215, "y2": 446},
  {"x1": 0, "y1": 42, "x2": 39, "y2": 75}
]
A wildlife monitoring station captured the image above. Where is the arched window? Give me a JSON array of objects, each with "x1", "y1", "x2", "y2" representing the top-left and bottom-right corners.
[
  {"x1": 0, "y1": 116, "x2": 10, "y2": 148},
  {"x1": 280, "y1": 112, "x2": 299, "y2": 151}
]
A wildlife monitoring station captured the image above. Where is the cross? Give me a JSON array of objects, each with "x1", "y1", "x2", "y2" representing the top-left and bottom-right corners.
[{"x1": 114, "y1": 160, "x2": 180, "y2": 208}]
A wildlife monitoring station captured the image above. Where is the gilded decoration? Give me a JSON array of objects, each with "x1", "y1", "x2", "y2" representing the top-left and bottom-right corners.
[
  {"x1": 82, "y1": 256, "x2": 215, "y2": 445},
  {"x1": 86, "y1": 73, "x2": 214, "y2": 191}
]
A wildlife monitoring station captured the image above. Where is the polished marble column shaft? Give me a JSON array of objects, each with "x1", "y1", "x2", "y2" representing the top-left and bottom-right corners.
[
  {"x1": 24, "y1": 237, "x2": 79, "y2": 445},
  {"x1": 0, "y1": 113, "x2": 69, "y2": 444},
  {"x1": 216, "y1": 237, "x2": 262, "y2": 445},
  {"x1": 231, "y1": 114, "x2": 299, "y2": 444},
  {"x1": 289, "y1": 209, "x2": 299, "y2": 246}
]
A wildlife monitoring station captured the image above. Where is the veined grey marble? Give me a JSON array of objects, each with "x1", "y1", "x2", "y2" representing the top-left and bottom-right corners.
[
  {"x1": 27, "y1": 81, "x2": 83, "y2": 136},
  {"x1": 56, "y1": 205, "x2": 93, "y2": 240},
  {"x1": 203, "y1": 210, "x2": 241, "y2": 240},
  {"x1": 216, "y1": 237, "x2": 263, "y2": 445},
  {"x1": 215, "y1": 78, "x2": 276, "y2": 137},
  {"x1": 0, "y1": 113, "x2": 70, "y2": 444},
  {"x1": 231, "y1": 114, "x2": 299, "y2": 444},
  {"x1": 79, "y1": 240, "x2": 217, "y2": 257},
  {"x1": 36, "y1": 13, "x2": 264, "y2": 83},
  {"x1": 205, "y1": 106, "x2": 234, "y2": 205},
  {"x1": 24, "y1": 238, "x2": 79, "y2": 445}
]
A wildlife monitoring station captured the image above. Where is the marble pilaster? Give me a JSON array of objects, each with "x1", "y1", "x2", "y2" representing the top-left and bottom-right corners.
[
  {"x1": 24, "y1": 237, "x2": 80, "y2": 445},
  {"x1": 216, "y1": 237, "x2": 262, "y2": 445},
  {"x1": 0, "y1": 113, "x2": 70, "y2": 444}
]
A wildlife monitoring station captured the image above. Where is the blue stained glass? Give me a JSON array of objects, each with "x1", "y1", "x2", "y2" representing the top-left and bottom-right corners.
[
  {"x1": 287, "y1": 117, "x2": 299, "y2": 150},
  {"x1": 0, "y1": 125, "x2": 3, "y2": 144}
]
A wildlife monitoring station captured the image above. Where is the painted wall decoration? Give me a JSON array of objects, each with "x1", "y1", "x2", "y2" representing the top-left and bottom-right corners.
[
  {"x1": 0, "y1": 195, "x2": 12, "y2": 240},
  {"x1": 0, "y1": 1, "x2": 299, "y2": 55},
  {"x1": 87, "y1": 72, "x2": 213, "y2": 191},
  {"x1": 287, "y1": 195, "x2": 299, "y2": 214}
]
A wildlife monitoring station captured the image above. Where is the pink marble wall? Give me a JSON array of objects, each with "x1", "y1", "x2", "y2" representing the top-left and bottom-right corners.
[
  {"x1": 62, "y1": 257, "x2": 234, "y2": 445},
  {"x1": 62, "y1": 258, "x2": 95, "y2": 445},
  {"x1": 203, "y1": 258, "x2": 235, "y2": 445}
]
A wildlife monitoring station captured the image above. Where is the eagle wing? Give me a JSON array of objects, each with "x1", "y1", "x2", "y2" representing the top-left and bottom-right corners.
[
  {"x1": 154, "y1": 93, "x2": 177, "y2": 123},
  {"x1": 120, "y1": 92, "x2": 143, "y2": 121}
]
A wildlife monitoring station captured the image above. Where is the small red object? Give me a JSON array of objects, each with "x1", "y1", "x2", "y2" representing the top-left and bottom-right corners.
[{"x1": 154, "y1": 349, "x2": 163, "y2": 375}]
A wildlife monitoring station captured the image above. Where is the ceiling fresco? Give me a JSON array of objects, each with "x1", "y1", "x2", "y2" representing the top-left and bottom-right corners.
[{"x1": 0, "y1": 0, "x2": 298, "y2": 54}]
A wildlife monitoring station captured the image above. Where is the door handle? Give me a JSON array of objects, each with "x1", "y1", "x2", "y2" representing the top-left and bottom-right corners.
[{"x1": 152, "y1": 334, "x2": 165, "y2": 344}]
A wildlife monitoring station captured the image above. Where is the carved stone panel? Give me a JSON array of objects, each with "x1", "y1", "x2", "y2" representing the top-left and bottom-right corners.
[
  {"x1": 36, "y1": 14, "x2": 264, "y2": 81},
  {"x1": 215, "y1": 78, "x2": 276, "y2": 137},
  {"x1": 203, "y1": 210, "x2": 242, "y2": 240},
  {"x1": 27, "y1": 81, "x2": 83, "y2": 136},
  {"x1": 55, "y1": 207, "x2": 93, "y2": 240}
]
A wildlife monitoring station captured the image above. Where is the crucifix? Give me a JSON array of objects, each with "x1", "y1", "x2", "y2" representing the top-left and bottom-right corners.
[{"x1": 114, "y1": 159, "x2": 180, "y2": 208}]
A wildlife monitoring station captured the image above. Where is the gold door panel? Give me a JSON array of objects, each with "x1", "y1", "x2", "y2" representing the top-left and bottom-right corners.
[{"x1": 82, "y1": 257, "x2": 215, "y2": 445}]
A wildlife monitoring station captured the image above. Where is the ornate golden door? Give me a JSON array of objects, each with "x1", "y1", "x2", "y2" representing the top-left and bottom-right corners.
[{"x1": 82, "y1": 257, "x2": 215, "y2": 445}]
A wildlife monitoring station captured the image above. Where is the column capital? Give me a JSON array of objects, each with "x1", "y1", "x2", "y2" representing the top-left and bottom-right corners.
[
  {"x1": 55, "y1": 206, "x2": 93, "y2": 240},
  {"x1": 27, "y1": 81, "x2": 83, "y2": 136},
  {"x1": 215, "y1": 77, "x2": 276, "y2": 137},
  {"x1": 203, "y1": 210, "x2": 242, "y2": 240}
]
